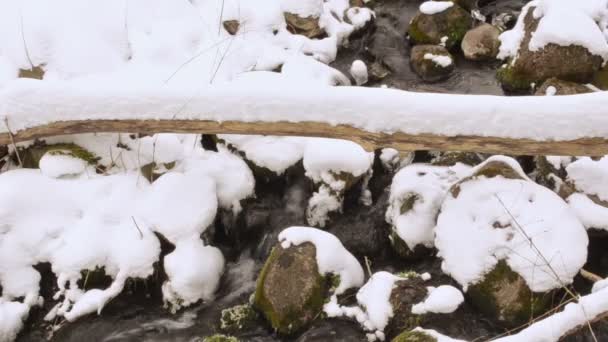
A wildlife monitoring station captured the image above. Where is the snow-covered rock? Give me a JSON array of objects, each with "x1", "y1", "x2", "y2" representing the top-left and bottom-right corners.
[
  {"x1": 410, "y1": 45, "x2": 455, "y2": 82},
  {"x1": 409, "y1": 3, "x2": 472, "y2": 49},
  {"x1": 435, "y1": 156, "x2": 588, "y2": 325}
]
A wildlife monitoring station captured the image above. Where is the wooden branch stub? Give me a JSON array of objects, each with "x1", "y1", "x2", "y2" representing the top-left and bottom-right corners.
[{"x1": 0, "y1": 119, "x2": 606, "y2": 156}]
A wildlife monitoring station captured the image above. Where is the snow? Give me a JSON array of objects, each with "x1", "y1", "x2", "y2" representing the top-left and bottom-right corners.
[
  {"x1": 565, "y1": 157, "x2": 608, "y2": 231},
  {"x1": 303, "y1": 138, "x2": 373, "y2": 183},
  {"x1": 420, "y1": 1, "x2": 454, "y2": 15},
  {"x1": 379, "y1": 148, "x2": 400, "y2": 171},
  {"x1": 5, "y1": 80, "x2": 608, "y2": 143},
  {"x1": 566, "y1": 157, "x2": 608, "y2": 202},
  {"x1": 278, "y1": 226, "x2": 365, "y2": 296},
  {"x1": 39, "y1": 153, "x2": 88, "y2": 178},
  {"x1": 498, "y1": 0, "x2": 608, "y2": 61},
  {"x1": 0, "y1": 300, "x2": 28, "y2": 342},
  {"x1": 162, "y1": 239, "x2": 225, "y2": 312},
  {"x1": 495, "y1": 285, "x2": 608, "y2": 342},
  {"x1": 218, "y1": 135, "x2": 307, "y2": 175},
  {"x1": 435, "y1": 156, "x2": 588, "y2": 292},
  {"x1": 350, "y1": 60, "x2": 369, "y2": 86},
  {"x1": 545, "y1": 86, "x2": 557, "y2": 96},
  {"x1": 424, "y1": 53, "x2": 453, "y2": 67},
  {"x1": 411, "y1": 285, "x2": 464, "y2": 314},
  {"x1": 0, "y1": 156, "x2": 232, "y2": 330},
  {"x1": 354, "y1": 272, "x2": 403, "y2": 335},
  {"x1": 413, "y1": 328, "x2": 466, "y2": 342},
  {"x1": 307, "y1": 185, "x2": 343, "y2": 227},
  {"x1": 386, "y1": 163, "x2": 470, "y2": 250}
]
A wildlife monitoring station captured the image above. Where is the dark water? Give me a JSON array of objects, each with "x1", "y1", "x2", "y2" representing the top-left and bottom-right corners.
[{"x1": 17, "y1": 1, "x2": 608, "y2": 341}]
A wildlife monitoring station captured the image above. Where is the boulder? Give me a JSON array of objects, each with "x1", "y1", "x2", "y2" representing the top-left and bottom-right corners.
[
  {"x1": 17, "y1": 142, "x2": 99, "y2": 169},
  {"x1": 430, "y1": 151, "x2": 483, "y2": 167},
  {"x1": 284, "y1": 13, "x2": 325, "y2": 38},
  {"x1": 534, "y1": 156, "x2": 572, "y2": 192},
  {"x1": 592, "y1": 64, "x2": 608, "y2": 90},
  {"x1": 497, "y1": 7, "x2": 603, "y2": 93},
  {"x1": 453, "y1": 0, "x2": 477, "y2": 11},
  {"x1": 408, "y1": 3, "x2": 472, "y2": 49},
  {"x1": 466, "y1": 260, "x2": 551, "y2": 326},
  {"x1": 391, "y1": 330, "x2": 437, "y2": 342},
  {"x1": 410, "y1": 45, "x2": 454, "y2": 82},
  {"x1": 385, "y1": 277, "x2": 429, "y2": 338},
  {"x1": 202, "y1": 335, "x2": 239, "y2": 342},
  {"x1": 253, "y1": 243, "x2": 328, "y2": 335},
  {"x1": 0, "y1": 145, "x2": 7, "y2": 159},
  {"x1": 461, "y1": 24, "x2": 501, "y2": 61},
  {"x1": 534, "y1": 77, "x2": 592, "y2": 96}
]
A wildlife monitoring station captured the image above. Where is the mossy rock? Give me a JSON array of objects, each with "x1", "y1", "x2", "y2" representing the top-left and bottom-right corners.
[
  {"x1": 467, "y1": 260, "x2": 552, "y2": 326},
  {"x1": 385, "y1": 277, "x2": 428, "y2": 338},
  {"x1": 431, "y1": 151, "x2": 482, "y2": 167},
  {"x1": 497, "y1": 7, "x2": 602, "y2": 93},
  {"x1": 253, "y1": 243, "x2": 328, "y2": 335},
  {"x1": 389, "y1": 225, "x2": 432, "y2": 260},
  {"x1": 392, "y1": 330, "x2": 437, "y2": 342},
  {"x1": 453, "y1": 0, "x2": 477, "y2": 11},
  {"x1": 141, "y1": 161, "x2": 176, "y2": 183},
  {"x1": 534, "y1": 78, "x2": 592, "y2": 96},
  {"x1": 592, "y1": 64, "x2": 608, "y2": 90},
  {"x1": 17, "y1": 142, "x2": 100, "y2": 169},
  {"x1": 461, "y1": 23, "x2": 501, "y2": 61},
  {"x1": 408, "y1": 4, "x2": 472, "y2": 49},
  {"x1": 450, "y1": 158, "x2": 523, "y2": 198},
  {"x1": 410, "y1": 45, "x2": 454, "y2": 82},
  {"x1": 202, "y1": 334, "x2": 239, "y2": 342},
  {"x1": 220, "y1": 303, "x2": 258, "y2": 333},
  {"x1": 284, "y1": 12, "x2": 325, "y2": 38}
]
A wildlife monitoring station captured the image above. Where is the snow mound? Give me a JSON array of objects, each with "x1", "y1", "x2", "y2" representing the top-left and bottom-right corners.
[
  {"x1": 162, "y1": 239, "x2": 225, "y2": 312},
  {"x1": 218, "y1": 135, "x2": 307, "y2": 175},
  {"x1": 386, "y1": 163, "x2": 470, "y2": 250},
  {"x1": 498, "y1": 0, "x2": 608, "y2": 61},
  {"x1": 420, "y1": 1, "x2": 454, "y2": 15},
  {"x1": 565, "y1": 156, "x2": 608, "y2": 230},
  {"x1": 0, "y1": 300, "x2": 28, "y2": 342},
  {"x1": 39, "y1": 152, "x2": 88, "y2": 178},
  {"x1": 278, "y1": 226, "x2": 365, "y2": 296},
  {"x1": 411, "y1": 285, "x2": 464, "y2": 314},
  {"x1": 303, "y1": 138, "x2": 373, "y2": 183},
  {"x1": 354, "y1": 271, "x2": 403, "y2": 334},
  {"x1": 435, "y1": 156, "x2": 588, "y2": 292}
]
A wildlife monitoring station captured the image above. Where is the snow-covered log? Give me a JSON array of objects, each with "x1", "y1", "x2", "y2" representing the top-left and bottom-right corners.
[{"x1": 2, "y1": 80, "x2": 608, "y2": 156}]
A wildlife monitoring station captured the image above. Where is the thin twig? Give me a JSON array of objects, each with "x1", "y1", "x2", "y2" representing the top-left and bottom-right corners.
[
  {"x1": 131, "y1": 216, "x2": 144, "y2": 239},
  {"x1": 3, "y1": 117, "x2": 22, "y2": 167}
]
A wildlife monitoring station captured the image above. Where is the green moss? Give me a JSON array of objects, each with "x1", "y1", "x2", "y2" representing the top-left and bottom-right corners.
[
  {"x1": 253, "y1": 246, "x2": 327, "y2": 335},
  {"x1": 496, "y1": 64, "x2": 536, "y2": 93},
  {"x1": 467, "y1": 260, "x2": 551, "y2": 326},
  {"x1": 400, "y1": 194, "x2": 419, "y2": 214},
  {"x1": 220, "y1": 304, "x2": 257, "y2": 333},
  {"x1": 395, "y1": 270, "x2": 419, "y2": 279},
  {"x1": 202, "y1": 334, "x2": 239, "y2": 342},
  {"x1": 19, "y1": 143, "x2": 100, "y2": 169},
  {"x1": 592, "y1": 65, "x2": 608, "y2": 90},
  {"x1": 392, "y1": 330, "x2": 437, "y2": 342}
]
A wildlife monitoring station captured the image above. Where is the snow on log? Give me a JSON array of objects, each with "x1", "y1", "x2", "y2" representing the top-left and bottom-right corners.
[{"x1": 1, "y1": 79, "x2": 608, "y2": 156}]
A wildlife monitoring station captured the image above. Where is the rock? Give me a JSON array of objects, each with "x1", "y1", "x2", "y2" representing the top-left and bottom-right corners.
[
  {"x1": 284, "y1": 12, "x2": 325, "y2": 38},
  {"x1": 430, "y1": 151, "x2": 483, "y2": 167},
  {"x1": 0, "y1": 145, "x2": 8, "y2": 159},
  {"x1": 253, "y1": 243, "x2": 328, "y2": 335},
  {"x1": 534, "y1": 78, "x2": 592, "y2": 96},
  {"x1": 592, "y1": 64, "x2": 608, "y2": 90},
  {"x1": 17, "y1": 142, "x2": 99, "y2": 169},
  {"x1": 461, "y1": 24, "x2": 501, "y2": 61},
  {"x1": 18, "y1": 66, "x2": 44, "y2": 79},
  {"x1": 202, "y1": 335, "x2": 239, "y2": 342},
  {"x1": 369, "y1": 61, "x2": 391, "y2": 81},
  {"x1": 534, "y1": 156, "x2": 572, "y2": 192},
  {"x1": 410, "y1": 45, "x2": 454, "y2": 82},
  {"x1": 497, "y1": 7, "x2": 603, "y2": 93},
  {"x1": 384, "y1": 277, "x2": 429, "y2": 338},
  {"x1": 466, "y1": 260, "x2": 551, "y2": 326},
  {"x1": 392, "y1": 330, "x2": 437, "y2": 342},
  {"x1": 408, "y1": 3, "x2": 472, "y2": 49},
  {"x1": 350, "y1": 60, "x2": 369, "y2": 85},
  {"x1": 453, "y1": 0, "x2": 477, "y2": 11},
  {"x1": 223, "y1": 20, "x2": 240, "y2": 35},
  {"x1": 220, "y1": 304, "x2": 258, "y2": 334}
]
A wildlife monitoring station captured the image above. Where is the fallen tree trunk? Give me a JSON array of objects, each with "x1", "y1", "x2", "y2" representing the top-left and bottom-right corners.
[{"x1": 1, "y1": 119, "x2": 607, "y2": 156}]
